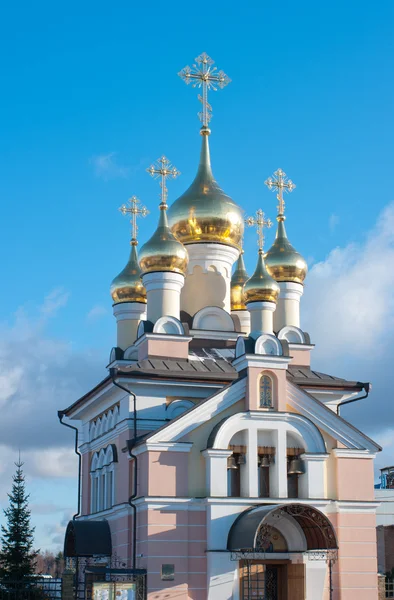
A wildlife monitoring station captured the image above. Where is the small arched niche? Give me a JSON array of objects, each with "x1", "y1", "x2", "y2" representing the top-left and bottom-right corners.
[{"x1": 193, "y1": 306, "x2": 235, "y2": 332}]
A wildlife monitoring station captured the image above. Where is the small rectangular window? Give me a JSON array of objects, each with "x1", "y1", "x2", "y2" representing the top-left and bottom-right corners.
[{"x1": 161, "y1": 564, "x2": 175, "y2": 581}]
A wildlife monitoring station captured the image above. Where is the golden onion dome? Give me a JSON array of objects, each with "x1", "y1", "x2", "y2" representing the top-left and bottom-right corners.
[
  {"x1": 231, "y1": 251, "x2": 249, "y2": 311},
  {"x1": 139, "y1": 204, "x2": 189, "y2": 275},
  {"x1": 167, "y1": 130, "x2": 244, "y2": 248},
  {"x1": 265, "y1": 217, "x2": 308, "y2": 284},
  {"x1": 244, "y1": 250, "x2": 280, "y2": 304},
  {"x1": 110, "y1": 242, "x2": 146, "y2": 304}
]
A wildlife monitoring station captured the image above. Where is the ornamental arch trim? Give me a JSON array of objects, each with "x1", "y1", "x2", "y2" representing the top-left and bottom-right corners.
[
  {"x1": 227, "y1": 503, "x2": 338, "y2": 553},
  {"x1": 209, "y1": 411, "x2": 326, "y2": 453}
]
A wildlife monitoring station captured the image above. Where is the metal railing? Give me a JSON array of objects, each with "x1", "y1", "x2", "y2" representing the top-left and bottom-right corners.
[{"x1": 0, "y1": 578, "x2": 62, "y2": 600}]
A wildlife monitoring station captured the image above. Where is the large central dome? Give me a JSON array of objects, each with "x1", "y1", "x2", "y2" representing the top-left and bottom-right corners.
[{"x1": 167, "y1": 130, "x2": 244, "y2": 248}]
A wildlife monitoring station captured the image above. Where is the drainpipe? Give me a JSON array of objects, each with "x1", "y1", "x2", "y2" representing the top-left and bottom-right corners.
[
  {"x1": 58, "y1": 411, "x2": 81, "y2": 520},
  {"x1": 336, "y1": 383, "x2": 371, "y2": 416},
  {"x1": 109, "y1": 368, "x2": 138, "y2": 571}
]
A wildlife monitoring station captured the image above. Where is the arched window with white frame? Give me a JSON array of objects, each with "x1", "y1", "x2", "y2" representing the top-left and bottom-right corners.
[
  {"x1": 90, "y1": 445, "x2": 118, "y2": 513},
  {"x1": 260, "y1": 374, "x2": 273, "y2": 408}
]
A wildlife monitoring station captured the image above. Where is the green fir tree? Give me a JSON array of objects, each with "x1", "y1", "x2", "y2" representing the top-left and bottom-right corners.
[{"x1": 0, "y1": 459, "x2": 39, "y2": 580}]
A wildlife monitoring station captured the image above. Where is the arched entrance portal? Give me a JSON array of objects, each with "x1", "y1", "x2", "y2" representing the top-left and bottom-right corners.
[{"x1": 227, "y1": 503, "x2": 338, "y2": 600}]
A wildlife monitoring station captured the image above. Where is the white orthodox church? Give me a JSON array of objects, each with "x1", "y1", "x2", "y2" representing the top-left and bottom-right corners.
[{"x1": 60, "y1": 53, "x2": 381, "y2": 600}]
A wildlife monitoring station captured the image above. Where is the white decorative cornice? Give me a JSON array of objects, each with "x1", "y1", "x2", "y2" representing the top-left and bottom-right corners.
[
  {"x1": 131, "y1": 441, "x2": 193, "y2": 456},
  {"x1": 232, "y1": 354, "x2": 291, "y2": 372},
  {"x1": 201, "y1": 449, "x2": 233, "y2": 459},
  {"x1": 332, "y1": 448, "x2": 376, "y2": 459}
]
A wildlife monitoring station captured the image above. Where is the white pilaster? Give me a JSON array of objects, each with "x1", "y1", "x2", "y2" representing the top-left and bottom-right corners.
[
  {"x1": 113, "y1": 302, "x2": 147, "y2": 350},
  {"x1": 299, "y1": 453, "x2": 329, "y2": 499},
  {"x1": 273, "y1": 281, "x2": 303, "y2": 331},
  {"x1": 202, "y1": 449, "x2": 233, "y2": 497},
  {"x1": 181, "y1": 243, "x2": 239, "y2": 315},
  {"x1": 247, "y1": 301, "x2": 276, "y2": 335},
  {"x1": 271, "y1": 428, "x2": 288, "y2": 498},
  {"x1": 142, "y1": 271, "x2": 184, "y2": 323},
  {"x1": 231, "y1": 310, "x2": 251, "y2": 335},
  {"x1": 243, "y1": 428, "x2": 258, "y2": 498}
]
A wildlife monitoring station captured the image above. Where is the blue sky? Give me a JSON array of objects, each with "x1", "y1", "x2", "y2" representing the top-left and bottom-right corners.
[{"x1": 0, "y1": 0, "x2": 393, "y2": 552}]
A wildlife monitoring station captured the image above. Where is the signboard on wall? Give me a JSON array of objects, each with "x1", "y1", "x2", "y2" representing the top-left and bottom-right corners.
[{"x1": 93, "y1": 581, "x2": 136, "y2": 600}]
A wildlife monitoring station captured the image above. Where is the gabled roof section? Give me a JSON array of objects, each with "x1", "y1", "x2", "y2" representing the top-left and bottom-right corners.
[
  {"x1": 287, "y1": 366, "x2": 363, "y2": 390},
  {"x1": 287, "y1": 381, "x2": 381, "y2": 452}
]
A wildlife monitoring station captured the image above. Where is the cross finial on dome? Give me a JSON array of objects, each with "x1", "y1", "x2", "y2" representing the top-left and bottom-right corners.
[
  {"x1": 245, "y1": 209, "x2": 273, "y2": 252},
  {"x1": 119, "y1": 196, "x2": 149, "y2": 246},
  {"x1": 265, "y1": 168, "x2": 296, "y2": 220},
  {"x1": 178, "y1": 52, "x2": 231, "y2": 132},
  {"x1": 147, "y1": 156, "x2": 180, "y2": 209}
]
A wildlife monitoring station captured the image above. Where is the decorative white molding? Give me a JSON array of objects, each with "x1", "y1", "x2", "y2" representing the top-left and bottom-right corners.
[
  {"x1": 113, "y1": 302, "x2": 147, "y2": 321},
  {"x1": 153, "y1": 316, "x2": 185, "y2": 335},
  {"x1": 278, "y1": 282, "x2": 304, "y2": 301},
  {"x1": 166, "y1": 399, "x2": 195, "y2": 419},
  {"x1": 232, "y1": 354, "x2": 290, "y2": 372},
  {"x1": 332, "y1": 449, "x2": 376, "y2": 459},
  {"x1": 134, "y1": 332, "x2": 192, "y2": 348},
  {"x1": 142, "y1": 271, "x2": 185, "y2": 292},
  {"x1": 189, "y1": 329, "x2": 241, "y2": 341},
  {"x1": 193, "y1": 306, "x2": 235, "y2": 332},
  {"x1": 211, "y1": 411, "x2": 326, "y2": 453},
  {"x1": 254, "y1": 333, "x2": 283, "y2": 357},
  {"x1": 278, "y1": 325, "x2": 306, "y2": 344},
  {"x1": 201, "y1": 449, "x2": 233, "y2": 459},
  {"x1": 300, "y1": 453, "x2": 330, "y2": 462},
  {"x1": 131, "y1": 441, "x2": 193, "y2": 456},
  {"x1": 185, "y1": 243, "x2": 239, "y2": 277},
  {"x1": 287, "y1": 381, "x2": 380, "y2": 452}
]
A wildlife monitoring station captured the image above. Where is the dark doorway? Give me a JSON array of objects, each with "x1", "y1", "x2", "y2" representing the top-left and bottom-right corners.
[{"x1": 241, "y1": 562, "x2": 279, "y2": 600}]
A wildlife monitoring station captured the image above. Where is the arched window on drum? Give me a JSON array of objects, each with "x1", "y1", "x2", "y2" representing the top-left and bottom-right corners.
[{"x1": 260, "y1": 375, "x2": 273, "y2": 409}]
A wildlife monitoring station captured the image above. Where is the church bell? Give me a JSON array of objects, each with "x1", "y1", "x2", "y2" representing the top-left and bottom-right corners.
[
  {"x1": 259, "y1": 455, "x2": 270, "y2": 468},
  {"x1": 287, "y1": 456, "x2": 305, "y2": 475},
  {"x1": 227, "y1": 455, "x2": 238, "y2": 470}
]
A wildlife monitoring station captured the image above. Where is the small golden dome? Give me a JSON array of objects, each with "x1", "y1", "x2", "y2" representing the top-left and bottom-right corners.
[
  {"x1": 111, "y1": 243, "x2": 147, "y2": 304},
  {"x1": 244, "y1": 251, "x2": 280, "y2": 304},
  {"x1": 167, "y1": 131, "x2": 244, "y2": 248},
  {"x1": 139, "y1": 205, "x2": 189, "y2": 275},
  {"x1": 265, "y1": 217, "x2": 307, "y2": 284},
  {"x1": 231, "y1": 252, "x2": 249, "y2": 311}
]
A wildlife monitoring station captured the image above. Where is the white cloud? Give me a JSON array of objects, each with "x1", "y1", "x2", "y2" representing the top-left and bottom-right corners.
[
  {"x1": 90, "y1": 152, "x2": 130, "y2": 180},
  {"x1": 87, "y1": 304, "x2": 108, "y2": 322},
  {"x1": 303, "y1": 202, "x2": 394, "y2": 469}
]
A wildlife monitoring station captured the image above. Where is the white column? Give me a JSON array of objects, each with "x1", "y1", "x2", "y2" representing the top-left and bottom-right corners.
[
  {"x1": 241, "y1": 428, "x2": 258, "y2": 498},
  {"x1": 202, "y1": 449, "x2": 233, "y2": 497},
  {"x1": 271, "y1": 428, "x2": 288, "y2": 498},
  {"x1": 304, "y1": 555, "x2": 327, "y2": 600},
  {"x1": 231, "y1": 310, "x2": 251, "y2": 334},
  {"x1": 113, "y1": 302, "x2": 147, "y2": 349},
  {"x1": 248, "y1": 301, "x2": 276, "y2": 335},
  {"x1": 274, "y1": 282, "x2": 303, "y2": 331},
  {"x1": 181, "y1": 243, "x2": 239, "y2": 315},
  {"x1": 298, "y1": 453, "x2": 329, "y2": 499},
  {"x1": 142, "y1": 272, "x2": 185, "y2": 323}
]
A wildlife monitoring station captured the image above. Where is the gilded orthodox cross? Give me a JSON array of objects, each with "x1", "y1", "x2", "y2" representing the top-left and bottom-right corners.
[
  {"x1": 146, "y1": 156, "x2": 180, "y2": 207},
  {"x1": 245, "y1": 209, "x2": 273, "y2": 251},
  {"x1": 178, "y1": 52, "x2": 231, "y2": 129},
  {"x1": 264, "y1": 168, "x2": 296, "y2": 217},
  {"x1": 119, "y1": 196, "x2": 149, "y2": 245}
]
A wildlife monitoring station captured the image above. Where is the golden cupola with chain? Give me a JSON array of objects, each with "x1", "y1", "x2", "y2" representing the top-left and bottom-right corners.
[
  {"x1": 111, "y1": 196, "x2": 149, "y2": 350},
  {"x1": 264, "y1": 169, "x2": 307, "y2": 284},
  {"x1": 139, "y1": 156, "x2": 188, "y2": 325},
  {"x1": 167, "y1": 52, "x2": 244, "y2": 317},
  {"x1": 167, "y1": 53, "x2": 243, "y2": 249},
  {"x1": 244, "y1": 210, "x2": 280, "y2": 335}
]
